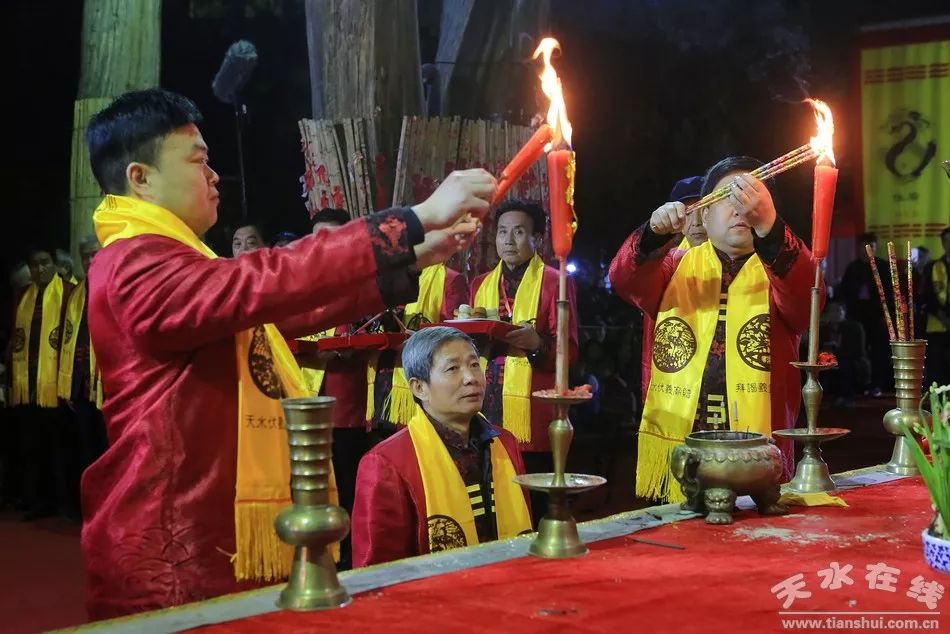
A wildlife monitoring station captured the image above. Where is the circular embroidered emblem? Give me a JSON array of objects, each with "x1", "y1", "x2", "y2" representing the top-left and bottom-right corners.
[
  {"x1": 737, "y1": 314, "x2": 771, "y2": 372},
  {"x1": 12, "y1": 328, "x2": 25, "y2": 353},
  {"x1": 427, "y1": 514, "x2": 467, "y2": 551},
  {"x1": 62, "y1": 319, "x2": 75, "y2": 345},
  {"x1": 652, "y1": 316, "x2": 697, "y2": 373},
  {"x1": 48, "y1": 326, "x2": 62, "y2": 351},
  {"x1": 248, "y1": 326, "x2": 282, "y2": 399}
]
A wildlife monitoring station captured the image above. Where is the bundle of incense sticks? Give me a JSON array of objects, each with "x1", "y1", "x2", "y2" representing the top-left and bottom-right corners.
[
  {"x1": 866, "y1": 242, "x2": 916, "y2": 342},
  {"x1": 866, "y1": 244, "x2": 897, "y2": 341},
  {"x1": 686, "y1": 143, "x2": 817, "y2": 213}
]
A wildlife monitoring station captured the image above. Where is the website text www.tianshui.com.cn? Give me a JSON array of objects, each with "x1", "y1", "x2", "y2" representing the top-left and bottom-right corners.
[{"x1": 780, "y1": 614, "x2": 941, "y2": 630}]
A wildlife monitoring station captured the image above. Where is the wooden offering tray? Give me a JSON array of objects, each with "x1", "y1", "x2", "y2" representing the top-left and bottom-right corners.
[{"x1": 425, "y1": 319, "x2": 520, "y2": 341}]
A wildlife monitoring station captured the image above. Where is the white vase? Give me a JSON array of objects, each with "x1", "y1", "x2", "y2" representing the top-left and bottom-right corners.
[{"x1": 922, "y1": 529, "x2": 950, "y2": 573}]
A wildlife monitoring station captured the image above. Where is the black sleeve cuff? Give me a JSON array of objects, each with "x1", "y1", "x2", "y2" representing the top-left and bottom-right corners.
[
  {"x1": 378, "y1": 268, "x2": 421, "y2": 308},
  {"x1": 754, "y1": 216, "x2": 805, "y2": 278},
  {"x1": 365, "y1": 207, "x2": 418, "y2": 271},
  {"x1": 404, "y1": 210, "x2": 425, "y2": 246},
  {"x1": 634, "y1": 222, "x2": 677, "y2": 264},
  {"x1": 753, "y1": 215, "x2": 787, "y2": 265}
]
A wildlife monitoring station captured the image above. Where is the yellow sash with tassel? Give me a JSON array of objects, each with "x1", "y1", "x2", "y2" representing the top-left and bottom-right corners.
[
  {"x1": 474, "y1": 254, "x2": 544, "y2": 442},
  {"x1": 57, "y1": 280, "x2": 88, "y2": 400},
  {"x1": 383, "y1": 264, "x2": 447, "y2": 425},
  {"x1": 12, "y1": 276, "x2": 64, "y2": 407},
  {"x1": 637, "y1": 240, "x2": 772, "y2": 503},
  {"x1": 299, "y1": 328, "x2": 337, "y2": 395},
  {"x1": 93, "y1": 194, "x2": 337, "y2": 580},
  {"x1": 407, "y1": 408, "x2": 531, "y2": 550}
]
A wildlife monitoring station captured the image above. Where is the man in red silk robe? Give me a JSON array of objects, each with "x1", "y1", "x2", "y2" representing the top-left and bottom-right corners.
[
  {"x1": 610, "y1": 157, "x2": 818, "y2": 486},
  {"x1": 80, "y1": 89, "x2": 494, "y2": 619},
  {"x1": 351, "y1": 327, "x2": 529, "y2": 567},
  {"x1": 470, "y1": 201, "x2": 578, "y2": 483}
]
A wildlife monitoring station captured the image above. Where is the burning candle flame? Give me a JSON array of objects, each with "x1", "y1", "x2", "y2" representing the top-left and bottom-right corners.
[
  {"x1": 533, "y1": 37, "x2": 572, "y2": 150},
  {"x1": 805, "y1": 98, "x2": 835, "y2": 167}
]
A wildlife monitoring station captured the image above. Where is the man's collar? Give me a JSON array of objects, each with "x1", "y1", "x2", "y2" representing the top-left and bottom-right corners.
[
  {"x1": 712, "y1": 244, "x2": 753, "y2": 265},
  {"x1": 424, "y1": 410, "x2": 500, "y2": 449},
  {"x1": 502, "y1": 258, "x2": 532, "y2": 280}
]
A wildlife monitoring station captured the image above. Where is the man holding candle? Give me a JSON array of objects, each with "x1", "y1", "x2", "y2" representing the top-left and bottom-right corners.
[
  {"x1": 79, "y1": 88, "x2": 494, "y2": 618},
  {"x1": 610, "y1": 156, "x2": 818, "y2": 501},
  {"x1": 471, "y1": 200, "x2": 579, "y2": 508}
]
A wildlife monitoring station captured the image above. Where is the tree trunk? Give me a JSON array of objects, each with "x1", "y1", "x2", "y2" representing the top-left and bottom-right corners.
[
  {"x1": 70, "y1": 0, "x2": 162, "y2": 260},
  {"x1": 304, "y1": 0, "x2": 424, "y2": 207},
  {"x1": 437, "y1": 0, "x2": 550, "y2": 122}
]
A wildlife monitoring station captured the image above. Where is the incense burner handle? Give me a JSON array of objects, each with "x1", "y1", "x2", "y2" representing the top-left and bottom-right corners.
[{"x1": 670, "y1": 444, "x2": 702, "y2": 512}]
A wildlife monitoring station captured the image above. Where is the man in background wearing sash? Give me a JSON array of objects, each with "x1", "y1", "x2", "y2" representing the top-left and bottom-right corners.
[
  {"x1": 80, "y1": 88, "x2": 493, "y2": 618},
  {"x1": 9, "y1": 246, "x2": 74, "y2": 521},
  {"x1": 58, "y1": 235, "x2": 106, "y2": 518},
  {"x1": 351, "y1": 327, "x2": 531, "y2": 566},
  {"x1": 471, "y1": 200, "x2": 578, "y2": 518},
  {"x1": 610, "y1": 156, "x2": 817, "y2": 503},
  {"x1": 921, "y1": 226, "x2": 950, "y2": 387}
]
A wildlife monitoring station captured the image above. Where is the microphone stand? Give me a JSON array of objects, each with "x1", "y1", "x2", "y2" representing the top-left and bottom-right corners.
[{"x1": 233, "y1": 101, "x2": 249, "y2": 221}]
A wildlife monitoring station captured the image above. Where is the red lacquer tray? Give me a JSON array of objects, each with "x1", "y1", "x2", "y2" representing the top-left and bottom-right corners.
[
  {"x1": 318, "y1": 332, "x2": 409, "y2": 351},
  {"x1": 424, "y1": 319, "x2": 520, "y2": 341}
]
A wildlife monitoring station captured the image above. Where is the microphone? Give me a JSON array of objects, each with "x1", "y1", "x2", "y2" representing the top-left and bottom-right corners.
[{"x1": 212, "y1": 40, "x2": 258, "y2": 105}]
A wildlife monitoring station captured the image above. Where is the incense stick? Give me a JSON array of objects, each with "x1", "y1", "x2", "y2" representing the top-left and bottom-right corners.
[
  {"x1": 631, "y1": 537, "x2": 686, "y2": 550},
  {"x1": 907, "y1": 240, "x2": 915, "y2": 340},
  {"x1": 888, "y1": 242, "x2": 906, "y2": 341},
  {"x1": 686, "y1": 147, "x2": 818, "y2": 212},
  {"x1": 866, "y1": 244, "x2": 897, "y2": 341}
]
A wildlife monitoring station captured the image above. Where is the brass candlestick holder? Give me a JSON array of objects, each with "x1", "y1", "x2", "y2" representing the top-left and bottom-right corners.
[
  {"x1": 514, "y1": 267, "x2": 606, "y2": 558},
  {"x1": 773, "y1": 265, "x2": 849, "y2": 492},
  {"x1": 275, "y1": 396, "x2": 351, "y2": 610},
  {"x1": 883, "y1": 340, "x2": 928, "y2": 475},
  {"x1": 514, "y1": 391, "x2": 606, "y2": 558}
]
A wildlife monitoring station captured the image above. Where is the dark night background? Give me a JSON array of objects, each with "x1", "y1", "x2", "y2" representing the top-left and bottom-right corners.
[{"x1": 8, "y1": 0, "x2": 950, "y2": 279}]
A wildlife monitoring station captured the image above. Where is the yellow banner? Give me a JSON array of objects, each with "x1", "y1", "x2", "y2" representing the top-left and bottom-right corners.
[{"x1": 861, "y1": 40, "x2": 950, "y2": 256}]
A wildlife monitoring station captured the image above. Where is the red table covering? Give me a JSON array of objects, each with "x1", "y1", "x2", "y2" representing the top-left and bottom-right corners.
[{"x1": 193, "y1": 478, "x2": 945, "y2": 633}]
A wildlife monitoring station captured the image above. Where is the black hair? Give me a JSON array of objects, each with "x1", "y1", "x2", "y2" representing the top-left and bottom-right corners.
[
  {"x1": 700, "y1": 156, "x2": 769, "y2": 198},
  {"x1": 24, "y1": 245, "x2": 55, "y2": 262},
  {"x1": 495, "y1": 199, "x2": 546, "y2": 235},
  {"x1": 86, "y1": 88, "x2": 204, "y2": 194},
  {"x1": 941, "y1": 227, "x2": 950, "y2": 241},
  {"x1": 858, "y1": 232, "x2": 877, "y2": 244},
  {"x1": 311, "y1": 208, "x2": 351, "y2": 227}
]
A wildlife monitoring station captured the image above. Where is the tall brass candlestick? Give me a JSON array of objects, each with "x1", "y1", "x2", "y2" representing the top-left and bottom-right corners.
[
  {"x1": 773, "y1": 261, "x2": 849, "y2": 492},
  {"x1": 514, "y1": 255, "x2": 604, "y2": 558}
]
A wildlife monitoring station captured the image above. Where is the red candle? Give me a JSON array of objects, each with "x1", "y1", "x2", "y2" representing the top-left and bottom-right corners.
[
  {"x1": 811, "y1": 160, "x2": 837, "y2": 259},
  {"x1": 491, "y1": 124, "x2": 553, "y2": 205},
  {"x1": 547, "y1": 149, "x2": 576, "y2": 259}
]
